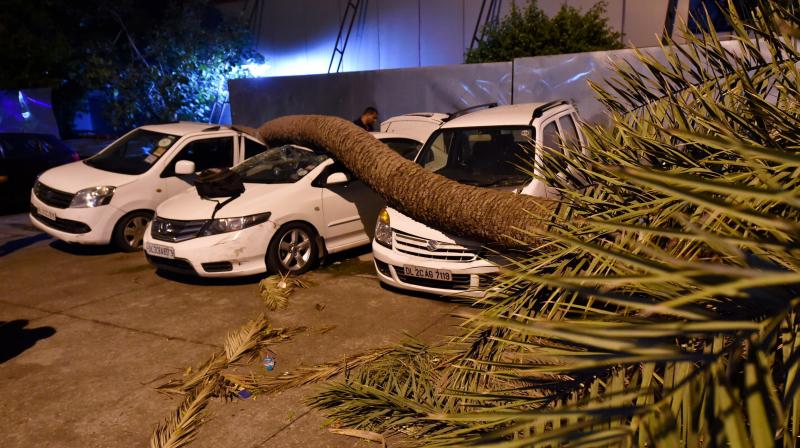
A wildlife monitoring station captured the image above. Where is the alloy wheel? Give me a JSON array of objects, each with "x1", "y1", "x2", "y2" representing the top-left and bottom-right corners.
[
  {"x1": 277, "y1": 228, "x2": 312, "y2": 271},
  {"x1": 123, "y1": 216, "x2": 150, "y2": 249}
]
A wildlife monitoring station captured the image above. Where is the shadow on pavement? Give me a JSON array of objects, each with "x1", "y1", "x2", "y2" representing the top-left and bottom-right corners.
[
  {"x1": 155, "y1": 269, "x2": 264, "y2": 286},
  {"x1": 155, "y1": 245, "x2": 375, "y2": 286},
  {"x1": 49, "y1": 240, "x2": 118, "y2": 256},
  {"x1": 0, "y1": 233, "x2": 52, "y2": 257},
  {"x1": 0, "y1": 320, "x2": 56, "y2": 364},
  {"x1": 319, "y1": 245, "x2": 372, "y2": 269},
  {"x1": 378, "y1": 280, "x2": 472, "y2": 304},
  {"x1": 0, "y1": 203, "x2": 30, "y2": 216}
]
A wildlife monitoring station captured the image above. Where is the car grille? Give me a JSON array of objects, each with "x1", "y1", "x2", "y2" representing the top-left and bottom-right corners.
[
  {"x1": 393, "y1": 265, "x2": 472, "y2": 290},
  {"x1": 150, "y1": 216, "x2": 207, "y2": 242},
  {"x1": 146, "y1": 255, "x2": 196, "y2": 275},
  {"x1": 30, "y1": 206, "x2": 91, "y2": 234},
  {"x1": 202, "y1": 261, "x2": 233, "y2": 273},
  {"x1": 393, "y1": 229, "x2": 479, "y2": 262},
  {"x1": 33, "y1": 182, "x2": 74, "y2": 209}
]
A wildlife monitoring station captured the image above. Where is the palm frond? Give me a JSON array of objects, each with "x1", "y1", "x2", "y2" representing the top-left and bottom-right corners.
[
  {"x1": 307, "y1": 1, "x2": 800, "y2": 446},
  {"x1": 149, "y1": 380, "x2": 216, "y2": 448}
]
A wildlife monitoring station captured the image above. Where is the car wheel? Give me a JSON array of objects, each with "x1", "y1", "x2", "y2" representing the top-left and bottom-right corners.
[
  {"x1": 112, "y1": 211, "x2": 153, "y2": 252},
  {"x1": 267, "y1": 223, "x2": 319, "y2": 275}
]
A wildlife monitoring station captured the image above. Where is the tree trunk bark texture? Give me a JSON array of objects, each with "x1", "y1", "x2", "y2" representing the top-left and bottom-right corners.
[{"x1": 247, "y1": 115, "x2": 552, "y2": 248}]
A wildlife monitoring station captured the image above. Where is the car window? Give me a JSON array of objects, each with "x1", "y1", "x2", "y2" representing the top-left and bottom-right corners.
[
  {"x1": 86, "y1": 129, "x2": 179, "y2": 175},
  {"x1": 380, "y1": 138, "x2": 422, "y2": 159},
  {"x1": 416, "y1": 126, "x2": 533, "y2": 187},
  {"x1": 244, "y1": 137, "x2": 268, "y2": 160},
  {"x1": 162, "y1": 136, "x2": 234, "y2": 177},
  {"x1": 541, "y1": 121, "x2": 560, "y2": 151},
  {"x1": 540, "y1": 121, "x2": 568, "y2": 175},
  {"x1": 419, "y1": 132, "x2": 450, "y2": 172},
  {"x1": 558, "y1": 114, "x2": 581, "y2": 148},
  {"x1": 233, "y1": 145, "x2": 328, "y2": 184}
]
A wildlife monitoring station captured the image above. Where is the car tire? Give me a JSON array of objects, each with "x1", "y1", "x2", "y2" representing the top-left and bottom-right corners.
[
  {"x1": 266, "y1": 222, "x2": 319, "y2": 275},
  {"x1": 112, "y1": 210, "x2": 153, "y2": 252}
]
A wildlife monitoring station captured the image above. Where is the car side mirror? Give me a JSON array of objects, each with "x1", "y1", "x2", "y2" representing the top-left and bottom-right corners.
[
  {"x1": 326, "y1": 172, "x2": 349, "y2": 186},
  {"x1": 175, "y1": 160, "x2": 196, "y2": 175}
]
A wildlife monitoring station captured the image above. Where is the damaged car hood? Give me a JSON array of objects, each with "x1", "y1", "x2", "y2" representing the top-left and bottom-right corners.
[{"x1": 155, "y1": 182, "x2": 301, "y2": 221}]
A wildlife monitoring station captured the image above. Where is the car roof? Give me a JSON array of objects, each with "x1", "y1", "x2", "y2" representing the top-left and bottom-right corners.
[
  {"x1": 381, "y1": 112, "x2": 449, "y2": 126},
  {"x1": 441, "y1": 103, "x2": 572, "y2": 129},
  {"x1": 371, "y1": 131, "x2": 424, "y2": 144},
  {"x1": 138, "y1": 122, "x2": 230, "y2": 136}
]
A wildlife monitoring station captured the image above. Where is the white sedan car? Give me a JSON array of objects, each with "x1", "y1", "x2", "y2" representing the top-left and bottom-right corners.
[{"x1": 142, "y1": 132, "x2": 426, "y2": 277}]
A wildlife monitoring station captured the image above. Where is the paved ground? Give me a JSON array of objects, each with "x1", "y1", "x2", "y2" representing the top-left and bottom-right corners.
[{"x1": 0, "y1": 213, "x2": 464, "y2": 447}]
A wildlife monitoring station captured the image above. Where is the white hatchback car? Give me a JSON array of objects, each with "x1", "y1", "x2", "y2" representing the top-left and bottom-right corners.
[
  {"x1": 372, "y1": 101, "x2": 585, "y2": 297},
  {"x1": 142, "y1": 131, "x2": 434, "y2": 277},
  {"x1": 30, "y1": 122, "x2": 269, "y2": 251}
]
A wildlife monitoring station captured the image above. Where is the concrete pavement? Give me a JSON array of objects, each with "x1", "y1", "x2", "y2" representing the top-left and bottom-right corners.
[{"x1": 0, "y1": 213, "x2": 464, "y2": 447}]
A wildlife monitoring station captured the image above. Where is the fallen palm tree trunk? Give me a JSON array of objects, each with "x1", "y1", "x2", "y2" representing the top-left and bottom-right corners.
[{"x1": 244, "y1": 116, "x2": 554, "y2": 248}]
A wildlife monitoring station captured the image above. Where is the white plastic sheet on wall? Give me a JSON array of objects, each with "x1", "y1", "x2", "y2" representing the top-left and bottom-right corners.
[
  {"x1": 229, "y1": 61, "x2": 512, "y2": 127},
  {"x1": 230, "y1": 41, "x2": 748, "y2": 128},
  {"x1": 513, "y1": 47, "x2": 660, "y2": 124}
]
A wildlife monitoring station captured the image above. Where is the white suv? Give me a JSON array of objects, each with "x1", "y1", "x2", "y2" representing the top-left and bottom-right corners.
[
  {"x1": 372, "y1": 102, "x2": 584, "y2": 297},
  {"x1": 30, "y1": 122, "x2": 268, "y2": 251}
]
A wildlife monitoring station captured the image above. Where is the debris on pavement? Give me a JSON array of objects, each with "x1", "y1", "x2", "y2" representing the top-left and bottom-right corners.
[
  {"x1": 237, "y1": 389, "x2": 252, "y2": 399},
  {"x1": 262, "y1": 356, "x2": 275, "y2": 371},
  {"x1": 328, "y1": 428, "x2": 387, "y2": 447},
  {"x1": 258, "y1": 274, "x2": 313, "y2": 310}
]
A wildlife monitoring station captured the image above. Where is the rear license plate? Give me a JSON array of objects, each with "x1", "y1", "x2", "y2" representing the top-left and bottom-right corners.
[
  {"x1": 145, "y1": 243, "x2": 175, "y2": 259},
  {"x1": 36, "y1": 206, "x2": 57, "y2": 221},
  {"x1": 403, "y1": 265, "x2": 452, "y2": 282}
]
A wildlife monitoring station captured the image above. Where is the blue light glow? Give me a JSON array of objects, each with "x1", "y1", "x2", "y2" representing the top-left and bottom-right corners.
[
  {"x1": 563, "y1": 70, "x2": 592, "y2": 84},
  {"x1": 18, "y1": 91, "x2": 31, "y2": 119}
]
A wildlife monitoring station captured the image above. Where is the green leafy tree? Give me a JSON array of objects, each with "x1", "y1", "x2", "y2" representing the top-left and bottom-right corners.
[
  {"x1": 466, "y1": 0, "x2": 623, "y2": 63},
  {"x1": 76, "y1": 1, "x2": 261, "y2": 131},
  {"x1": 0, "y1": 0, "x2": 261, "y2": 134}
]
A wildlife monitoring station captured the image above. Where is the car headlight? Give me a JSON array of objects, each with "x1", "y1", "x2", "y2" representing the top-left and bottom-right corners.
[
  {"x1": 374, "y1": 207, "x2": 392, "y2": 248},
  {"x1": 199, "y1": 212, "x2": 271, "y2": 236},
  {"x1": 70, "y1": 186, "x2": 116, "y2": 208}
]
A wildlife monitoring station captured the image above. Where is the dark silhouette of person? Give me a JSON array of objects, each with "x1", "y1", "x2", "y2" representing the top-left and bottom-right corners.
[
  {"x1": 0, "y1": 320, "x2": 56, "y2": 364},
  {"x1": 353, "y1": 106, "x2": 378, "y2": 132}
]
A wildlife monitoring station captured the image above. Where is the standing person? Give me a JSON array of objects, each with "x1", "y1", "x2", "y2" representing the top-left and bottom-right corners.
[{"x1": 353, "y1": 107, "x2": 378, "y2": 131}]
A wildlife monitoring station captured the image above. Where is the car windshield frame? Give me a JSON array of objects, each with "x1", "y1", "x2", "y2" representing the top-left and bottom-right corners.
[
  {"x1": 84, "y1": 129, "x2": 180, "y2": 175},
  {"x1": 233, "y1": 144, "x2": 329, "y2": 184},
  {"x1": 414, "y1": 125, "x2": 535, "y2": 187}
]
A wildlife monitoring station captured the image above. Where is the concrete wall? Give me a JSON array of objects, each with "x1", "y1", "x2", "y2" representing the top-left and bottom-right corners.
[{"x1": 219, "y1": 0, "x2": 681, "y2": 77}]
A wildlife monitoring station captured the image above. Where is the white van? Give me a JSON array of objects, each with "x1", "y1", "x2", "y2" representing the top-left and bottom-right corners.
[
  {"x1": 372, "y1": 101, "x2": 584, "y2": 297},
  {"x1": 30, "y1": 122, "x2": 268, "y2": 251}
]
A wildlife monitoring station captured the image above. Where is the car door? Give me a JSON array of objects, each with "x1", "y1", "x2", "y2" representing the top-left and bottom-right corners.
[
  {"x1": 317, "y1": 162, "x2": 384, "y2": 250},
  {"x1": 161, "y1": 135, "x2": 236, "y2": 196}
]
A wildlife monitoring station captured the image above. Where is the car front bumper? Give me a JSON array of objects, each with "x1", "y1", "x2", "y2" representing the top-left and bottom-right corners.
[
  {"x1": 29, "y1": 193, "x2": 125, "y2": 245},
  {"x1": 371, "y1": 240, "x2": 499, "y2": 298},
  {"x1": 143, "y1": 221, "x2": 277, "y2": 277}
]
